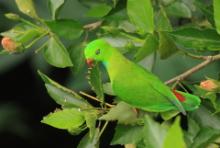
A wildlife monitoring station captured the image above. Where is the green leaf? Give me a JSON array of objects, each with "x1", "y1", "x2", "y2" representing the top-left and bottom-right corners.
[
  {"x1": 38, "y1": 70, "x2": 91, "y2": 108},
  {"x1": 103, "y1": 83, "x2": 115, "y2": 96},
  {"x1": 87, "y1": 65, "x2": 104, "y2": 101},
  {"x1": 156, "y1": 7, "x2": 172, "y2": 31},
  {"x1": 111, "y1": 124, "x2": 143, "y2": 145},
  {"x1": 190, "y1": 106, "x2": 220, "y2": 130},
  {"x1": 165, "y1": 1, "x2": 192, "y2": 18},
  {"x1": 99, "y1": 102, "x2": 138, "y2": 124},
  {"x1": 194, "y1": 85, "x2": 217, "y2": 110},
  {"x1": 184, "y1": 117, "x2": 200, "y2": 146},
  {"x1": 163, "y1": 117, "x2": 186, "y2": 148},
  {"x1": 41, "y1": 108, "x2": 85, "y2": 130},
  {"x1": 77, "y1": 129, "x2": 100, "y2": 148},
  {"x1": 194, "y1": 1, "x2": 213, "y2": 26},
  {"x1": 187, "y1": 107, "x2": 220, "y2": 147},
  {"x1": 15, "y1": 0, "x2": 39, "y2": 18},
  {"x1": 84, "y1": 111, "x2": 98, "y2": 138},
  {"x1": 45, "y1": 84, "x2": 90, "y2": 108},
  {"x1": 134, "y1": 34, "x2": 158, "y2": 62},
  {"x1": 161, "y1": 0, "x2": 175, "y2": 6},
  {"x1": 143, "y1": 115, "x2": 166, "y2": 148},
  {"x1": 158, "y1": 31, "x2": 178, "y2": 59},
  {"x1": 127, "y1": 0, "x2": 154, "y2": 34},
  {"x1": 160, "y1": 110, "x2": 179, "y2": 121},
  {"x1": 42, "y1": 36, "x2": 73, "y2": 68},
  {"x1": 191, "y1": 127, "x2": 220, "y2": 148},
  {"x1": 48, "y1": 0, "x2": 65, "y2": 20},
  {"x1": 169, "y1": 27, "x2": 220, "y2": 51},
  {"x1": 214, "y1": 0, "x2": 220, "y2": 34},
  {"x1": 1, "y1": 23, "x2": 43, "y2": 46},
  {"x1": 86, "y1": 4, "x2": 112, "y2": 18},
  {"x1": 118, "y1": 20, "x2": 137, "y2": 33},
  {"x1": 46, "y1": 19, "x2": 83, "y2": 40},
  {"x1": 69, "y1": 43, "x2": 86, "y2": 75}
]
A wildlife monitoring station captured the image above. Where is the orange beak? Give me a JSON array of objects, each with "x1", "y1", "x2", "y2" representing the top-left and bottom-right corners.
[{"x1": 86, "y1": 58, "x2": 94, "y2": 67}]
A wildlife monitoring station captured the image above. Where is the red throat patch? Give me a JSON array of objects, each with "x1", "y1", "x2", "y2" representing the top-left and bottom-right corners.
[
  {"x1": 86, "y1": 59, "x2": 94, "y2": 67},
  {"x1": 172, "y1": 89, "x2": 186, "y2": 102}
]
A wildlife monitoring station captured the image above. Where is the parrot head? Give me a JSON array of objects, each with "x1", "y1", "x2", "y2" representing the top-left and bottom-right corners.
[{"x1": 84, "y1": 39, "x2": 113, "y2": 67}]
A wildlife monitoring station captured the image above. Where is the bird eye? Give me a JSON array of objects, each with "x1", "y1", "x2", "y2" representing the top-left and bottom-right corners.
[{"x1": 95, "y1": 49, "x2": 100, "y2": 55}]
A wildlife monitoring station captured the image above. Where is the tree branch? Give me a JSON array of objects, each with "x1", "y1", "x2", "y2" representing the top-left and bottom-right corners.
[
  {"x1": 165, "y1": 54, "x2": 220, "y2": 85},
  {"x1": 83, "y1": 21, "x2": 103, "y2": 31},
  {"x1": 79, "y1": 91, "x2": 114, "y2": 108}
]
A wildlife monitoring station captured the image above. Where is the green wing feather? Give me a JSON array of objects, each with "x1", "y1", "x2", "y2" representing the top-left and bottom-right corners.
[
  {"x1": 109, "y1": 56, "x2": 186, "y2": 114},
  {"x1": 84, "y1": 39, "x2": 200, "y2": 114}
]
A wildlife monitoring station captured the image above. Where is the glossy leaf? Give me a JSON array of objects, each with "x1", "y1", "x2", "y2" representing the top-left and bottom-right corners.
[
  {"x1": 158, "y1": 31, "x2": 178, "y2": 59},
  {"x1": 46, "y1": 19, "x2": 83, "y2": 40},
  {"x1": 134, "y1": 34, "x2": 158, "y2": 62},
  {"x1": 38, "y1": 70, "x2": 91, "y2": 108},
  {"x1": 43, "y1": 36, "x2": 73, "y2": 68},
  {"x1": 214, "y1": 0, "x2": 220, "y2": 34},
  {"x1": 87, "y1": 65, "x2": 104, "y2": 101},
  {"x1": 15, "y1": 0, "x2": 39, "y2": 18},
  {"x1": 99, "y1": 102, "x2": 138, "y2": 124},
  {"x1": 77, "y1": 129, "x2": 100, "y2": 148},
  {"x1": 127, "y1": 0, "x2": 154, "y2": 34},
  {"x1": 111, "y1": 124, "x2": 143, "y2": 145},
  {"x1": 48, "y1": 0, "x2": 65, "y2": 20},
  {"x1": 143, "y1": 115, "x2": 166, "y2": 148},
  {"x1": 69, "y1": 43, "x2": 86, "y2": 75},
  {"x1": 41, "y1": 108, "x2": 85, "y2": 130},
  {"x1": 86, "y1": 4, "x2": 112, "y2": 18},
  {"x1": 163, "y1": 117, "x2": 186, "y2": 148},
  {"x1": 165, "y1": 1, "x2": 191, "y2": 18},
  {"x1": 169, "y1": 27, "x2": 220, "y2": 51}
]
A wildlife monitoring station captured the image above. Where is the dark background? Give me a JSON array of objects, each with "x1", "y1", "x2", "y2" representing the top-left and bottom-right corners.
[{"x1": 0, "y1": 1, "x2": 120, "y2": 147}]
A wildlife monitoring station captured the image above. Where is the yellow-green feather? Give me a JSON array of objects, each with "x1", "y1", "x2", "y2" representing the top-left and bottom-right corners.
[{"x1": 84, "y1": 39, "x2": 200, "y2": 114}]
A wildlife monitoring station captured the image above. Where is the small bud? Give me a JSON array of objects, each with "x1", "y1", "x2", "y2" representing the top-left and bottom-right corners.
[
  {"x1": 1, "y1": 37, "x2": 18, "y2": 52},
  {"x1": 200, "y1": 79, "x2": 219, "y2": 91},
  {"x1": 5, "y1": 13, "x2": 20, "y2": 21}
]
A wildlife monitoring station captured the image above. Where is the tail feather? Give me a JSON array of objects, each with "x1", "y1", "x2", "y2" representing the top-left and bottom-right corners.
[{"x1": 174, "y1": 90, "x2": 201, "y2": 111}]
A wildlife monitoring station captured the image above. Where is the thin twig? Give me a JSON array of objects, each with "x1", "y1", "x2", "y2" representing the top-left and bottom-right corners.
[
  {"x1": 83, "y1": 21, "x2": 103, "y2": 31},
  {"x1": 98, "y1": 121, "x2": 109, "y2": 139},
  {"x1": 165, "y1": 54, "x2": 220, "y2": 85},
  {"x1": 182, "y1": 51, "x2": 209, "y2": 60},
  {"x1": 79, "y1": 91, "x2": 114, "y2": 108}
]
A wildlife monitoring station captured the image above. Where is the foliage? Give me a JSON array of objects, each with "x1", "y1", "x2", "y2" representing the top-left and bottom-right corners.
[{"x1": 1, "y1": 0, "x2": 220, "y2": 147}]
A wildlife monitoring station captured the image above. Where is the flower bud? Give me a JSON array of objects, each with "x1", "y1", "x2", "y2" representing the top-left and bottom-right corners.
[
  {"x1": 5, "y1": 13, "x2": 20, "y2": 21},
  {"x1": 1, "y1": 37, "x2": 18, "y2": 52},
  {"x1": 200, "y1": 79, "x2": 219, "y2": 91}
]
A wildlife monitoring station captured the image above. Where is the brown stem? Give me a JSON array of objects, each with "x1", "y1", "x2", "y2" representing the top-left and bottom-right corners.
[
  {"x1": 165, "y1": 54, "x2": 220, "y2": 85},
  {"x1": 79, "y1": 91, "x2": 114, "y2": 108},
  {"x1": 83, "y1": 21, "x2": 103, "y2": 31}
]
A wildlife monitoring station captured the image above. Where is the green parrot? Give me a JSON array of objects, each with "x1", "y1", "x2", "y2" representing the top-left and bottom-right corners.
[{"x1": 84, "y1": 39, "x2": 201, "y2": 115}]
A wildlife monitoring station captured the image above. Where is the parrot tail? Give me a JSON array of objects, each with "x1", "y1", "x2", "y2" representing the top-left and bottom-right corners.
[{"x1": 173, "y1": 90, "x2": 201, "y2": 111}]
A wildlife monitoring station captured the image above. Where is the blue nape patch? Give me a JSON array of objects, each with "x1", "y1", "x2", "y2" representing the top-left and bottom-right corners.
[{"x1": 102, "y1": 61, "x2": 109, "y2": 67}]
